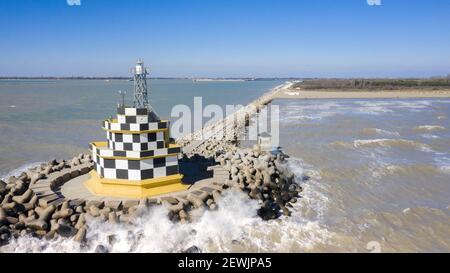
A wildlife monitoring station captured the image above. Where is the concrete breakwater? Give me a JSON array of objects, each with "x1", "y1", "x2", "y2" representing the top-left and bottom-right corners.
[
  {"x1": 0, "y1": 154, "x2": 94, "y2": 245},
  {"x1": 177, "y1": 81, "x2": 302, "y2": 220},
  {"x1": 217, "y1": 148, "x2": 301, "y2": 220},
  {"x1": 0, "y1": 82, "x2": 301, "y2": 248},
  {"x1": 177, "y1": 82, "x2": 291, "y2": 158}
]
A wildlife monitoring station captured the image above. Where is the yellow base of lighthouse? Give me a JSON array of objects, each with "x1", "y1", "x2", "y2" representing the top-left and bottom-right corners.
[{"x1": 84, "y1": 170, "x2": 188, "y2": 199}]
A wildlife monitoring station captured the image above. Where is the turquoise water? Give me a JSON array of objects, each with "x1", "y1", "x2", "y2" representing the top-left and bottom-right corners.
[{"x1": 0, "y1": 79, "x2": 282, "y2": 177}]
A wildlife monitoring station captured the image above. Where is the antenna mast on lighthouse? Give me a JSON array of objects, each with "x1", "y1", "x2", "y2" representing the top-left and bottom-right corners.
[{"x1": 132, "y1": 59, "x2": 150, "y2": 109}]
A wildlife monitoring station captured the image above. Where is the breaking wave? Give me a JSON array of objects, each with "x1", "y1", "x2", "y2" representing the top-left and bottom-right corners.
[
  {"x1": 413, "y1": 125, "x2": 446, "y2": 132},
  {"x1": 353, "y1": 139, "x2": 434, "y2": 152},
  {"x1": 1, "y1": 162, "x2": 43, "y2": 181},
  {"x1": 361, "y1": 128, "x2": 400, "y2": 137},
  {"x1": 421, "y1": 134, "x2": 440, "y2": 139},
  {"x1": 434, "y1": 156, "x2": 450, "y2": 174}
]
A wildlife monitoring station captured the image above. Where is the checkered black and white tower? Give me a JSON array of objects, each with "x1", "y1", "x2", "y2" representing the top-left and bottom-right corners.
[{"x1": 86, "y1": 60, "x2": 186, "y2": 198}]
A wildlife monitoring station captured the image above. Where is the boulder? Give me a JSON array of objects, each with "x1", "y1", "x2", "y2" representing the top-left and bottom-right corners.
[
  {"x1": 86, "y1": 200, "x2": 104, "y2": 209},
  {"x1": 108, "y1": 212, "x2": 118, "y2": 224},
  {"x1": 70, "y1": 214, "x2": 79, "y2": 223},
  {"x1": 70, "y1": 169, "x2": 80, "y2": 179},
  {"x1": 122, "y1": 200, "x2": 139, "y2": 211},
  {"x1": 95, "y1": 244, "x2": 109, "y2": 253},
  {"x1": 179, "y1": 210, "x2": 188, "y2": 220},
  {"x1": 75, "y1": 206, "x2": 84, "y2": 214},
  {"x1": 12, "y1": 189, "x2": 33, "y2": 204},
  {"x1": 168, "y1": 202, "x2": 184, "y2": 214},
  {"x1": 48, "y1": 159, "x2": 58, "y2": 166},
  {"x1": 118, "y1": 214, "x2": 131, "y2": 223},
  {"x1": 12, "y1": 180, "x2": 26, "y2": 195},
  {"x1": 208, "y1": 203, "x2": 217, "y2": 210},
  {"x1": 52, "y1": 208, "x2": 73, "y2": 220},
  {"x1": 25, "y1": 219, "x2": 48, "y2": 231},
  {"x1": 186, "y1": 194, "x2": 205, "y2": 208},
  {"x1": 104, "y1": 200, "x2": 122, "y2": 211},
  {"x1": 88, "y1": 205, "x2": 100, "y2": 217},
  {"x1": 42, "y1": 165, "x2": 53, "y2": 175},
  {"x1": 2, "y1": 201, "x2": 24, "y2": 213},
  {"x1": 74, "y1": 227, "x2": 86, "y2": 243},
  {"x1": 54, "y1": 223, "x2": 77, "y2": 237},
  {"x1": 205, "y1": 199, "x2": 214, "y2": 207},
  {"x1": 70, "y1": 157, "x2": 81, "y2": 167},
  {"x1": 183, "y1": 245, "x2": 202, "y2": 253},
  {"x1": 69, "y1": 199, "x2": 86, "y2": 208},
  {"x1": 24, "y1": 196, "x2": 38, "y2": 211},
  {"x1": 75, "y1": 213, "x2": 86, "y2": 229},
  {"x1": 0, "y1": 208, "x2": 7, "y2": 225},
  {"x1": 30, "y1": 173, "x2": 45, "y2": 185},
  {"x1": 25, "y1": 205, "x2": 56, "y2": 230},
  {"x1": 212, "y1": 190, "x2": 221, "y2": 203}
]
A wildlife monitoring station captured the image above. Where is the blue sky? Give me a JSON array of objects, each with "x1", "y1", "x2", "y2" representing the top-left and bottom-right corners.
[{"x1": 0, "y1": 0, "x2": 449, "y2": 77}]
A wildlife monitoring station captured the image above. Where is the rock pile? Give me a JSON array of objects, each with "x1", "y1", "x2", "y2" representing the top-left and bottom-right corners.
[
  {"x1": 0, "y1": 153, "x2": 93, "y2": 246},
  {"x1": 216, "y1": 145, "x2": 301, "y2": 220}
]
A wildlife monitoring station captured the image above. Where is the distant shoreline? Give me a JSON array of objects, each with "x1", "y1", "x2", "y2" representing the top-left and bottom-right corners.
[
  {"x1": 0, "y1": 77, "x2": 290, "y2": 81},
  {"x1": 275, "y1": 78, "x2": 450, "y2": 99},
  {"x1": 274, "y1": 87, "x2": 450, "y2": 99}
]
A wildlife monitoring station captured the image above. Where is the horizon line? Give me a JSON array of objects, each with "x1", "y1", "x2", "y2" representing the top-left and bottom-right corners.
[{"x1": 1, "y1": 75, "x2": 449, "y2": 80}]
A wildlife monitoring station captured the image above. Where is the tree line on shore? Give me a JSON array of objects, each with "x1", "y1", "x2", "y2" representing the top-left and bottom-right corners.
[{"x1": 293, "y1": 76, "x2": 450, "y2": 90}]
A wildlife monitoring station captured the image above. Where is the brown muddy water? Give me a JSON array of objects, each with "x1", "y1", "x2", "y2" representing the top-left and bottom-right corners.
[
  {"x1": 1, "y1": 86, "x2": 449, "y2": 252},
  {"x1": 274, "y1": 98, "x2": 450, "y2": 252}
]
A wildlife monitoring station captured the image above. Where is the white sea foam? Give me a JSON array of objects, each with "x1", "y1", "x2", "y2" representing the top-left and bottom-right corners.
[
  {"x1": 286, "y1": 158, "x2": 330, "y2": 221},
  {"x1": 356, "y1": 105, "x2": 393, "y2": 115},
  {"x1": 281, "y1": 102, "x2": 341, "y2": 121},
  {"x1": 362, "y1": 128, "x2": 400, "y2": 137},
  {"x1": 280, "y1": 99, "x2": 438, "y2": 123},
  {"x1": 354, "y1": 138, "x2": 393, "y2": 148},
  {"x1": 433, "y1": 156, "x2": 450, "y2": 174},
  {"x1": 414, "y1": 125, "x2": 446, "y2": 131},
  {"x1": 354, "y1": 100, "x2": 435, "y2": 115},
  {"x1": 353, "y1": 139, "x2": 434, "y2": 152},
  {"x1": 1, "y1": 162, "x2": 43, "y2": 181},
  {"x1": 421, "y1": 134, "x2": 440, "y2": 139}
]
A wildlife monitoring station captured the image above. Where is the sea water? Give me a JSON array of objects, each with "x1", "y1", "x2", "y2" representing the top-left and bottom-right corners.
[
  {"x1": 1, "y1": 81, "x2": 449, "y2": 252},
  {"x1": 274, "y1": 98, "x2": 450, "y2": 252}
]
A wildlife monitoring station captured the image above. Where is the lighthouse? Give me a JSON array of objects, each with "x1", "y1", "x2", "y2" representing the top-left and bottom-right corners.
[{"x1": 85, "y1": 60, "x2": 187, "y2": 198}]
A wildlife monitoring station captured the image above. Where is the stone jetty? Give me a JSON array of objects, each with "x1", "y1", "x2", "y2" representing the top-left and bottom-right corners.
[{"x1": 176, "y1": 81, "x2": 302, "y2": 219}]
